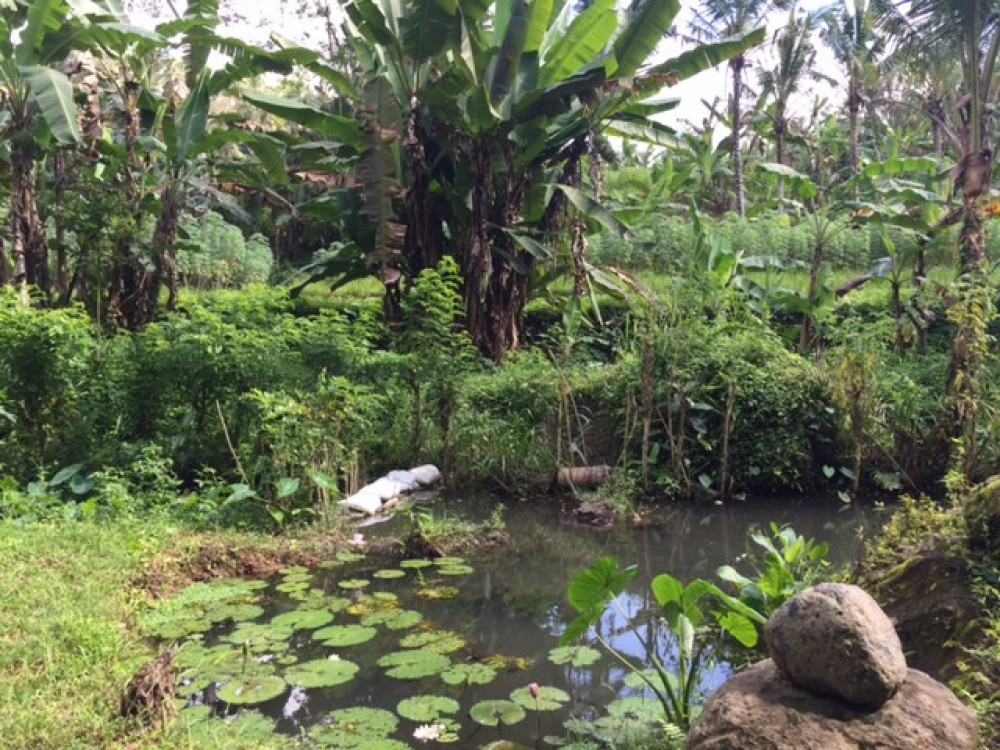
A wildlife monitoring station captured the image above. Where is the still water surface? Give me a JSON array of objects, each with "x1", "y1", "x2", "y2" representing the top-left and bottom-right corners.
[{"x1": 204, "y1": 496, "x2": 875, "y2": 746}]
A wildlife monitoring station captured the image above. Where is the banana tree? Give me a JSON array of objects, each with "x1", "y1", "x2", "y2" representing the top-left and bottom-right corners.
[
  {"x1": 99, "y1": 4, "x2": 335, "y2": 328},
  {"x1": 324, "y1": 0, "x2": 766, "y2": 360},
  {"x1": 0, "y1": 0, "x2": 123, "y2": 303}
]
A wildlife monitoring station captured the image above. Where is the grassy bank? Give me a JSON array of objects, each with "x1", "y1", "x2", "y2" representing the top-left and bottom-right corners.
[{"x1": 0, "y1": 520, "x2": 337, "y2": 750}]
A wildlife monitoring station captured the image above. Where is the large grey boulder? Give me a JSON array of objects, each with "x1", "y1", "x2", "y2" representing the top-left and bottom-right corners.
[
  {"x1": 685, "y1": 660, "x2": 979, "y2": 750},
  {"x1": 765, "y1": 582, "x2": 907, "y2": 707}
]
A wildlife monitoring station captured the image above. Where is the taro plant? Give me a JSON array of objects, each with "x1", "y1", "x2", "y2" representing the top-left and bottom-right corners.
[
  {"x1": 716, "y1": 523, "x2": 831, "y2": 619},
  {"x1": 561, "y1": 556, "x2": 764, "y2": 731}
]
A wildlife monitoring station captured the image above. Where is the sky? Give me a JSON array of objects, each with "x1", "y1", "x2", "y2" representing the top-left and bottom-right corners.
[{"x1": 127, "y1": 0, "x2": 846, "y2": 135}]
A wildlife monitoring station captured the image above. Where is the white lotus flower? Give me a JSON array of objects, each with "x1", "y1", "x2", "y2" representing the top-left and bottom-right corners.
[{"x1": 412, "y1": 723, "x2": 445, "y2": 742}]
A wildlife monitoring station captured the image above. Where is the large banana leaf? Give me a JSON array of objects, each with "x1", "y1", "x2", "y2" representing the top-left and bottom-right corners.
[
  {"x1": 612, "y1": 0, "x2": 681, "y2": 79},
  {"x1": 19, "y1": 65, "x2": 80, "y2": 145},
  {"x1": 402, "y1": 0, "x2": 458, "y2": 59},
  {"x1": 488, "y1": 0, "x2": 532, "y2": 105},
  {"x1": 646, "y1": 27, "x2": 767, "y2": 80},
  {"x1": 174, "y1": 68, "x2": 209, "y2": 162},
  {"x1": 18, "y1": 0, "x2": 62, "y2": 65},
  {"x1": 538, "y1": 0, "x2": 617, "y2": 87},
  {"x1": 524, "y1": 0, "x2": 555, "y2": 53},
  {"x1": 241, "y1": 91, "x2": 363, "y2": 149},
  {"x1": 270, "y1": 36, "x2": 361, "y2": 99}
]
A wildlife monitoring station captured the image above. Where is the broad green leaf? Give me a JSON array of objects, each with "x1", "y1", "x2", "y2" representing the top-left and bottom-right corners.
[
  {"x1": 441, "y1": 662, "x2": 497, "y2": 685},
  {"x1": 566, "y1": 556, "x2": 637, "y2": 613},
  {"x1": 539, "y1": 0, "x2": 617, "y2": 86},
  {"x1": 241, "y1": 91, "x2": 363, "y2": 148},
  {"x1": 510, "y1": 685, "x2": 570, "y2": 711},
  {"x1": 309, "y1": 707, "x2": 398, "y2": 747},
  {"x1": 174, "y1": 69, "x2": 210, "y2": 162},
  {"x1": 469, "y1": 699, "x2": 526, "y2": 726},
  {"x1": 216, "y1": 675, "x2": 287, "y2": 705},
  {"x1": 647, "y1": 27, "x2": 766, "y2": 82},
  {"x1": 285, "y1": 657, "x2": 360, "y2": 688},
  {"x1": 716, "y1": 565, "x2": 753, "y2": 589},
  {"x1": 612, "y1": 0, "x2": 680, "y2": 78},
  {"x1": 396, "y1": 694, "x2": 460, "y2": 721},
  {"x1": 650, "y1": 574, "x2": 684, "y2": 609},
  {"x1": 377, "y1": 649, "x2": 451, "y2": 679},
  {"x1": 401, "y1": 0, "x2": 457, "y2": 59},
  {"x1": 489, "y1": 0, "x2": 531, "y2": 105},
  {"x1": 313, "y1": 624, "x2": 378, "y2": 646},
  {"x1": 19, "y1": 65, "x2": 80, "y2": 145},
  {"x1": 554, "y1": 184, "x2": 631, "y2": 237},
  {"x1": 275, "y1": 477, "x2": 300, "y2": 498},
  {"x1": 719, "y1": 612, "x2": 758, "y2": 648},
  {"x1": 548, "y1": 644, "x2": 600, "y2": 667}
]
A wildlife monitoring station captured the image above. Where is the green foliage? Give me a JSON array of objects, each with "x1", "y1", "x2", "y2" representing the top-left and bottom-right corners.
[
  {"x1": 716, "y1": 523, "x2": 831, "y2": 618},
  {"x1": 562, "y1": 555, "x2": 764, "y2": 730},
  {"x1": 178, "y1": 212, "x2": 274, "y2": 288}
]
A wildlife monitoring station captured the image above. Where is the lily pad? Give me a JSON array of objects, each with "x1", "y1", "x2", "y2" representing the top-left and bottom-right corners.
[
  {"x1": 313, "y1": 624, "x2": 378, "y2": 647},
  {"x1": 433, "y1": 556, "x2": 466, "y2": 567},
  {"x1": 510, "y1": 685, "x2": 571, "y2": 711},
  {"x1": 377, "y1": 649, "x2": 451, "y2": 679},
  {"x1": 399, "y1": 630, "x2": 466, "y2": 654},
  {"x1": 285, "y1": 657, "x2": 360, "y2": 688},
  {"x1": 399, "y1": 559, "x2": 434, "y2": 569},
  {"x1": 441, "y1": 662, "x2": 497, "y2": 686},
  {"x1": 548, "y1": 645, "x2": 601, "y2": 667},
  {"x1": 336, "y1": 550, "x2": 366, "y2": 563},
  {"x1": 309, "y1": 707, "x2": 398, "y2": 748},
  {"x1": 209, "y1": 602, "x2": 265, "y2": 623},
  {"x1": 217, "y1": 675, "x2": 287, "y2": 705},
  {"x1": 280, "y1": 566, "x2": 310, "y2": 576},
  {"x1": 606, "y1": 697, "x2": 661, "y2": 721},
  {"x1": 469, "y1": 700, "x2": 526, "y2": 727},
  {"x1": 417, "y1": 586, "x2": 460, "y2": 600},
  {"x1": 271, "y1": 609, "x2": 334, "y2": 630},
  {"x1": 373, "y1": 569, "x2": 406, "y2": 579},
  {"x1": 437, "y1": 564, "x2": 474, "y2": 576},
  {"x1": 397, "y1": 694, "x2": 461, "y2": 722},
  {"x1": 276, "y1": 580, "x2": 311, "y2": 594},
  {"x1": 385, "y1": 610, "x2": 423, "y2": 630},
  {"x1": 225, "y1": 622, "x2": 295, "y2": 650},
  {"x1": 338, "y1": 578, "x2": 371, "y2": 590}
]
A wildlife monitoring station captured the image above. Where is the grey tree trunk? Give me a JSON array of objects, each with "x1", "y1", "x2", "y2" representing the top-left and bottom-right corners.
[{"x1": 730, "y1": 56, "x2": 746, "y2": 218}]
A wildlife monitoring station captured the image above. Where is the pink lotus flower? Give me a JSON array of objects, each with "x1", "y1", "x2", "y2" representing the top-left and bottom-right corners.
[
  {"x1": 528, "y1": 682, "x2": 540, "y2": 699},
  {"x1": 349, "y1": 532, "x2": 366, "y2": 549}
]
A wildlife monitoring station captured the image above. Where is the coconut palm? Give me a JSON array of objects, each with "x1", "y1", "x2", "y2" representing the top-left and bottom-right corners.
[
  {"x1": 820, "y1": 0, "x2": 884, "y2": 193},
  {"x1": 878, "y1": 0, "x2": 1000, "y2": 478},
  {"x1": 757, "y1": 6, "x2": 828, "y2": 202},
  {"x1": 689, "y1": 0, "x2": 775, "y2": 217}
]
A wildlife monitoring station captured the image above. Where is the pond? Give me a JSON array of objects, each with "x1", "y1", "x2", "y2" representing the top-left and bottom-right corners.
[{"x1": 150, "y1": 496, "x2": 875, "y2": 748}]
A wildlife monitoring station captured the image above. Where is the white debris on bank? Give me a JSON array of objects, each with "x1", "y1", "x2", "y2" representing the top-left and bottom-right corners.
[{"x1": 341, "y1": 465, "x2": 442, "y2": 514}]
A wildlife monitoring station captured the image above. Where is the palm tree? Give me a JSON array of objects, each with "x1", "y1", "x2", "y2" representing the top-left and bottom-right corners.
[
  {"x1": 821, "y1": 0, "x2": 884, "y2": 194},
  {"x1": 758, "y1": 6, "x2": 826, "y2": 202},
  {"x1": 879, "y1": 0, "x2": 1000, "y2": 478},
  {"x1": 690, "y1": 0, "x2": 773, "y2": 217}
]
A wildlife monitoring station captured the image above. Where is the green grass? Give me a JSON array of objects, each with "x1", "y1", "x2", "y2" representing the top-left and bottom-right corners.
[{"x1": 0, "y1": 520, "x2": 297, "y2": 750}]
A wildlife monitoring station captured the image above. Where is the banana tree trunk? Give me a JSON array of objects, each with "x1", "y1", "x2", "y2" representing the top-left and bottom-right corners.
[
  {"x1": 730, "y1": 56, "x2": 746, "y2": 218},
  {"x1": 156, "y1": 184, "x2": 180, "y2": 314},
  {"x1": 0, "y1": 236, "x2": 9, "y2": 284},
  {"x1": 53, "y1": 151, "x2": 70, "y2": 301},
  {"x1": 776, "y1": 120, "x2": 786, "y2": 205},
  {"x1": 10, "y1": 146, "x2": 50, "y2": 304},
  {"x1": 462, "y1": 143, "x2": 530, "y2": 363}
]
